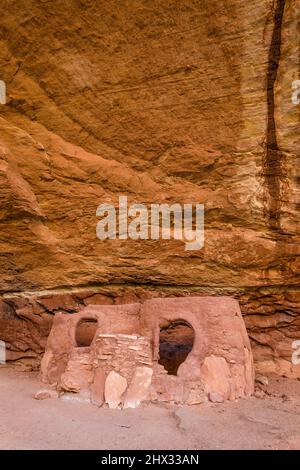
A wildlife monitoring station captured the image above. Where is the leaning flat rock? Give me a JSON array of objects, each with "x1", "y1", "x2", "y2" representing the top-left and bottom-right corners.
[
  {"x1": 123, "y1": 367, "x2": 153, "y2": 409},
  {"x1": 105, "y1": 371, "x2": 127, "y2": 409}
]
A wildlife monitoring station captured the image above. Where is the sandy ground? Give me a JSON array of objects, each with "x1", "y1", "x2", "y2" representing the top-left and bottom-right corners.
[{"x1": 1, "y1": 367, "x2": 300, "y2": 450}]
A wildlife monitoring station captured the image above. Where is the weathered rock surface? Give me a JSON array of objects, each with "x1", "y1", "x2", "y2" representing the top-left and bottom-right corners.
[
  {"x1": 90, "y1": 367, "x2": 105, "y2": 408},
  {"x1": 0, "y1": 1, "x2": 299, "y2": 376},
  {"x1": 34, "y1": 389, "x2": 59, "y2": 400},
  {"x1": 123, "y1": 367, "x2": 153, "y2": 409},
  {"x1": 105, "y1": 371, "x2": 127, "y2": 409}
]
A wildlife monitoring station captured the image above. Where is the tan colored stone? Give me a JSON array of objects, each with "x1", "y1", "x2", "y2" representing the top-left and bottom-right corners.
[
  {"x1": 104, "y1": 371, "x2": 127, "y2": 409},
  {"x1": 123, "y1": 367, "x2": 153, "y2": 409},
  {"x1": 201, "y1": 355, "x2": 231, "y2": 401},
  {"x1": 34, "y1": 389, "x2": 59, "y2": 400},
  {"x1": 208, "y1": 392, "x2": 224, "y2": 403},
  {"x1": 256, "y1": 375, "x2": 269, "y2": 386}
]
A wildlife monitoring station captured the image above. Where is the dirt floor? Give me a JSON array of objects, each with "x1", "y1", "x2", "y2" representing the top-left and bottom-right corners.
[{"x1": 1, "y1": 366, "x2": 300, "y2": 450}]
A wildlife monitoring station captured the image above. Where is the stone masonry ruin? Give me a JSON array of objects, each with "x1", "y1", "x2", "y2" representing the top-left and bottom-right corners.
[{"x1": 40, "y1": 297, "x2": 254, "y2": 408}]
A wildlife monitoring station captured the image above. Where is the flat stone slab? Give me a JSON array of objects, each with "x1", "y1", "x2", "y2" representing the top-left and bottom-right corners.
[
  {"x1": 123, "y1": 367, "x2": 153, "y2": 409},
  {"x1": 105, "y1": 371, "x2": 127, "y2": 409}
]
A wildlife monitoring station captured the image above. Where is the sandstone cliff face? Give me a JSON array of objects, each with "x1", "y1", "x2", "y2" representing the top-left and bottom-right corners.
[{"x1": 0, "y1": 1, "x2": 299, "y2": 376}]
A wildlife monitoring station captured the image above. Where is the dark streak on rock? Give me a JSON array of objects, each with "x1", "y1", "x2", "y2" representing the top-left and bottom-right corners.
[{"x1": 265, "y1": 0, "x2": 286, "y2": 231}]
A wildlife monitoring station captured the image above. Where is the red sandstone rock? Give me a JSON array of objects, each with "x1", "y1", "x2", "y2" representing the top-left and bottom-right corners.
[
  {"x1": 202, "y1": 356, "x2": 231, "y2": 402},
  {"x1": 104, "y1": 371, "x2": 127, "y2": 410},
  {"x1": 123, "y1": 367, "x2": 153, "y2": 409},
  {"x1": 90, "y1": 368, "x2": 105, "y2": 407},
  {"x1": 34, "y1": 389, "x2": 59, "y2": 400}
]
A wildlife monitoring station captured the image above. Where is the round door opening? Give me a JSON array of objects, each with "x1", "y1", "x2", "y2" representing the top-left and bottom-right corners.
[
  {"x1": 158, "y1": 320, "x2": 195, "y2": 375},
  {"x1": 75, "y1": 318, "x2": 98, "y2": 347}
]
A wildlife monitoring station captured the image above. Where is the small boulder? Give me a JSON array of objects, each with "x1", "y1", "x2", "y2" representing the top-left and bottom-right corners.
[
  {"x1": 34, "y1": 389, "x2": 59, "y2": 400},
  {"x1": 209, "y1": 392, "x2": 224, "y2": 403},
  {"x1": 255, "y1": 375, "x2": 268, "y2": 386},
  {"x1": 254, "y1": 389, "x2": 265, "y2": 399}
]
